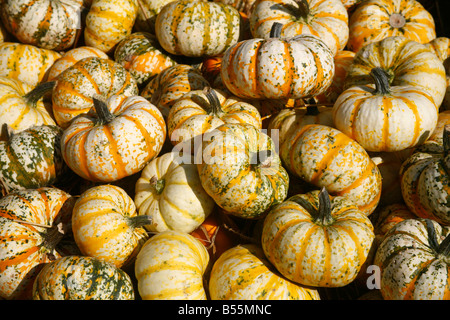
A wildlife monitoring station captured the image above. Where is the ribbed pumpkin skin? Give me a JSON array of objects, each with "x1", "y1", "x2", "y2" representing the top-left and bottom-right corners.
[
  {"x1": 141, "y1": 64, "x2": 210, "y2": 117},
  {"x1": 196, "y1": 123, "x2": 289, "y2": 219},
  {"x1": 51, "y1": 56, "x2": 139, "y2": 129},
  {"x1": 249, "y1": 0, "x2": 349, "y2": 55},
  {"x1": 84, "y1": 0, "x2": 138, "y2": 53},
  {"x1": 0, "y1": 42, "x2": 61, "y2": 87},
  {"x1": 425, "y1": 37, "x2": 450, "y2": 110},
  {"x1": 0, "y1": 187, "x2": 76, "y2": 300},
  {"x1": 374, "y1": 218, "x2": 450, "y2": 300},
  {"x1": 134, "y1": 230, "x2": 209, "y2": 300},
  {"x1": 168, "y1": 88, "x2": 262, "y2": 147},
  {"x1": 279, "y1": 124, "x2": 382, "y2": 216},
  {"x1": 134, "y1": 0, "x2": 175, "y2": 33},
  {"x1": 0, "y1": 0, "x2": 83, "y2": 51},
  {"x1": 0, "y1": 76, "x2": 55, "y2": 138},
  {"x1": 345, "y1": 36, "x2": 447, "y2": 108},
  {"x1": 220, "y1": 33, "x2": 334, "y2": 100},
  {"x1": 134, "y1": 151, "x2": 215, "y2": 234},
  {"x1": 72, "y1": 185, "x2": 149, "y2": 268},
  {"x1": 33, "y1": 256, "x2": 135, "y2": 300},
  {"x1": 0, "y1": 125, "x2": 64, "y2": 192},
  {"x1": 155, "y1": 0, "x2": 241, "y2": 57},
  {"x1": 61, "y1": 95, "x2": 166, "y2": 183},
  {"x1": 46, "y1": 46, "x2": 109, "y2": 81},
  {"x1": 348, "y1": 0, "x2": 436, "y2": 53},
  {"x1": 209, "y1": 244, "x2": 321, "y2": 300},
  {"x1": 428, "y1": 110, "x2": 450, "y2": 145}
]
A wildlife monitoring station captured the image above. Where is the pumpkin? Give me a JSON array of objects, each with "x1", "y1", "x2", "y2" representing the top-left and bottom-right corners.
[
  {"x1": 344, "y1": 36, "x2": 447, "y2": 108},
  {"x1": 197, "y1": 123, "x2": 289, "y2": 218},
  {"x1": 0, "y1": 124, "x2": 64, "y2": 193},
  {"x1": 46, "y1": 46, "x2": 109, "y2": 82},
  {"x1": 279, "y1": 124, "x2": 382, "y2": 216},
  {"x1": 333, "y1": 67, "x2": 438, "y2": 152},
  {"x1": 51, "y1": 56, "x2": 139, "y2": 129},
  {"x1": 114, "y1": 32, "x2": 178, "y2": 86},
  {"x1": 249, "y1": 0, "x2": 349, "y2": 55},
  {"x1": 0, "y1": 42, "x2": 61, "y2": 87},
  {"x1": 134, "y1": 230, "x2": 210, "y2": 300},
  {"x1": 134, "y1": 151, "x2": 215, "y2": 234},
  {"x1": 0, "y1": 0, "x2": 84, "y2": 51},
  {"x1": 213, "y1": 0, "x2": 256, "y2": 16},
  {"x1": 167, "y1": 87, "x2": 262, "y2": 149},
  {"x1": 61, "y1": 95, "x2": 166, "y2": 183},
  {"x1": 220, "y1": 22, "x2": 335, "y2": 100},
  {"x1": 261, "y1": 188, "x2": 375, "y2": 287},
  {"x1": 134, "y1": 0, "x2": 175, "y2": 33},
  {"x1": 84, "y1": 0, "x2": 138, "y2": 53},
  {"x1": 155, "y1": 0, "x2": 242, "y2": 58},
  {"x1": 0, "y1": 77, "x2": 55, "y2": 139},
  {"x1": 348, "y1": 0, "x2": 436, "y2": 53},
  {"x1": 209, "y1": 244, "x2": 321, "y2": 299},
  {"x1": 140, "y1": 64, "x2": 210, "y2": 117},
  {"x1": 32, "y1": 255, "x2": 135, "y2": 300},
  {"x1": 374, "y1": 218, "x2": 450, "y2": 300},
  {"x1": 399, "y1": 125, "x2": 450, "y2": 225},
  {"x1": 0, "y1": 187, "x2": 77, "y2": 300},
  {"x1": 72, "y1": 184, "x2": 150, "y2": 268},
  {"x1": 425, "y1": 37, "x2": 450, "y2": 110},
  {"x1": 427, "y1": 110, "x2": 450, "y2": 145}
]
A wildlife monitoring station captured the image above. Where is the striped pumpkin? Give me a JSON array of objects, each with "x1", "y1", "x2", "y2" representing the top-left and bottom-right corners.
[
  {"x1": 51, "y1": 56, "x2": 138, "y2": 129},
  {"x1": 209, "y1": 244, "x2": 321, "y2": 300},
  {"x1": 425, "y1": 37, "x2": 450, "y2": 110},
  {"x1": 262, "y1": 188, "x2": 375, "y2": 287},
  {"x1": 374, "y1": 218, "x2": 450, "y2": 300},
  {"x1": 333, "y1": 67, "x2": 438, "y2": 152},
  {"x1": 348, "y1": 0, "x2": 436, "y2": 53},
  {"x1": 134, "y1": 151, "x2": 215, "y2": 234},
  {"x1": 279, "y1": 124, "x2": 382, "y2": 216},
  {"x1": 84, "y1": 0, "x2": 138, "y2": 53},
  {"x1": 0, "y1": 0, "x2": 84, "y2": 51},
  {"x1": 155, "y1": 0, "x2": 241, "y2": 57},
  {"x1": 345, "y1": 36, "x2": 447, "y2": 108},
  {"x1": 0, "y1": 42, "x2": 61, "y2": 87},
  {"x1": 196, "y1": 123, "x2": 289, "y2": 219},
  {"x1": 220, "y1": 22, "x2": 335, "y2": 100},
  {"x1": 33, "y1": 256, "x2": 135, "y2": 300},
  {"x1": 249, "y1": 0, "x2": 349, "y2": 55},
  {"x1": 0, "y1": 124, "x2": 64, "y2": 193},
  {"x1": 0, "y1": 187, "x2": 77, "y2": 300},
  {"x1": 134, "y1": 230, "x2": 210, "y2": 300},
  {"x1": 427, "y1": 110, "x2": 450, "y2": 146},
  {"x1": 72, "y1": 185, "x2": 150, "y2": 268},
  {"x1": 134, "y1": 0, "x2": 177, "y2": 33},
  {"x1": 61, "y1": 95, "x2": 166, "y2": 183}
]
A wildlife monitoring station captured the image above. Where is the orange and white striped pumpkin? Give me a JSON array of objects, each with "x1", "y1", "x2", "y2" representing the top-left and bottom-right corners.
[{"x1": 425, "y1": 37, "x2": 450, "y2": 110}]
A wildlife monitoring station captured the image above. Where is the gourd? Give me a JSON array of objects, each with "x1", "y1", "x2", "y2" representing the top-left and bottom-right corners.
[
  {"x1": 134, "y1": 0, "x2": 175, "y2": 33},
  {"x1": 425, "y1": 37, "x2": 450, "y2": 110}
]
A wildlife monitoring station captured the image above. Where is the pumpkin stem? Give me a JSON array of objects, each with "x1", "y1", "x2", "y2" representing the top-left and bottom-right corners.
[
  {"x1": 150, "y1": 175, "x2": 165, "y2": 195},
  {"x1": 426, "y1": 219, "x2": 450, "y2": 257},
  {"x1": 93, "y1": 98, "x2": 115, "y2": 124},
  {"x1": 203, "y1": 87, "x2": 223, "y2": 116},
  {"x1": 128, "y1": 215, "x2": 153, "y2": 229},
  {"x1": 42, "y1": 222, "x2": 67, "y2": 260},
  {"x1": 270, "y1": 22, "x2": 283, "y2": 38},
  {"x1": 315, "y1": 187, "x2": 334, "y2": 226},
  {"x1": 1, "y1": 123, "x2": 13, "y2": 141},
  {"x1": 23, "y1": 81, "x2": 56, "y2": 107},
  {"x1": 370, "y1": 67, "x2": 391, "y2": 95}
]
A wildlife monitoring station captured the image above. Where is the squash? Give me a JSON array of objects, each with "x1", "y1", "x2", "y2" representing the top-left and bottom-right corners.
[
  {"x1": 427, "y1": 110, "x2": 450, "y2": 146},
  {"x1": 333, "y1": 67, "x2": 438, "y2": 152},
  {"x1": 261, "y1": 188, "x2": 375, "y2": 287},
  {"x1": 220, "y1": 22, "x2": 335, "y2": 100},
  {"x1": 33, "y1": 256, "x2": 135, "y2": 300},
  {"x1": 84, "y1": 0, "x2": 138, "y2": 53},
  {"x1": 0, "y1": 124, "x2": 64, "y2": 193},
  {"x1": 51, "y1": 56, "x2": 139, "y2": 129},
  {"x1": 0, "y1": 42, "x2": 61, "y2": 87},
  {"x1": 213, "y1": 0, "x2": 256, "y2": 16},
  {"x1": 134, "y1": 230, "x2": 210, "y2": 300},
  {"x1": 196, "y1": 123, "x2": 289, "y2": 219},
  {"x1": 374, "y1": 218, "x2": 450, "y2": 300},
  {"x1": 249, "y1": 0, "x2": 349, "y2": 55},
  {"x1": 344, "y1": 36, "x2": 447, "y2": 108},
  {"x1": 425, "y1": 37, "x2": 450, "y2": 110},
  {"x1": 134, "y1": 0, "x2": 175, "y2": 33},
  {"x1": 209, "y1": 244, "x2": 321, "y2": 299},
  {"x1": 0, "y1": 187, "x2": 77, "y2": 300},
  {"x1": 279, "y1": 124, "x2": 382, "y2": 216},
  {"x1": 72, "y1": 184, "x2": 150, "y2": 268},
  {"x1": 134, "y1": 151, "x2": 215, "y2": 234},
  {"x1": 61, "y1": 95, "x2": 166, "y2": 183},
  {"x1": 155, "y1": 0, "x2": 241, "y2": 57},
  {"x1": 0, "y1": 0, "x2": 84, "y2": 51}
]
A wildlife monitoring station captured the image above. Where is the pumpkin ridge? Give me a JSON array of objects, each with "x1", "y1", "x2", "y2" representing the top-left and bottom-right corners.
[
  {"x1": 101, "y1": 124, "x2": 127, "y2": 179},
  {"x1": 291, "y1": 223, "x2": 318, "y2": 281},
  {"x1": 0, "y1": 245, "x2": 40, "y2": 273}
]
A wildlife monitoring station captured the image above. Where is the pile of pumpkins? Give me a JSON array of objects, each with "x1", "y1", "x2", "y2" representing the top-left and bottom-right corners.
[{"x1": 0, "y1": 0, "x2": 449, "y2": 300}]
